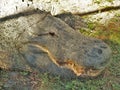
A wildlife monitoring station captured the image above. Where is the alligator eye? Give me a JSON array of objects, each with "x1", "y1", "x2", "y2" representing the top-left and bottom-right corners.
[{"x1": 49, "y1": 32, "x2": 55, "y2": 36}]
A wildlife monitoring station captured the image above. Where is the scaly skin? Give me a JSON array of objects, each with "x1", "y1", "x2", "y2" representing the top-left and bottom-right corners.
[{"x1": 0, "y1": 10, "x2": 111, "y2": 78}]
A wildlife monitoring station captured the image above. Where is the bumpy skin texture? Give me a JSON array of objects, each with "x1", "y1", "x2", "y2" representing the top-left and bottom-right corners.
[{"x1": 0, "y1": 10, "x2": 111, "y2": 78}]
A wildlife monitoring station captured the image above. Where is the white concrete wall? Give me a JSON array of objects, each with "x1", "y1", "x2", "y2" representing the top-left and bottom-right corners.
[
  {"x1": 0, "y1": 0, "x2": 120, "y2": 23},
  {"x1": 0, "y1": 0, "x2": 34, "y2": 18},
  {"x1": 33, "y1": 0, "x2": 120, "y2": 15}
]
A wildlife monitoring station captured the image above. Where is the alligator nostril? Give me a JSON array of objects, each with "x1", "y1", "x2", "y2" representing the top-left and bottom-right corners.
[{"x1": 98, "y1": 49, "x2": 102, "y2": 54}]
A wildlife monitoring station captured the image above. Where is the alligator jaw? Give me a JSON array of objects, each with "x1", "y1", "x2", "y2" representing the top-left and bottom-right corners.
[{"x1": 57, "y1": 60, "x2": 104, "y2": 77}]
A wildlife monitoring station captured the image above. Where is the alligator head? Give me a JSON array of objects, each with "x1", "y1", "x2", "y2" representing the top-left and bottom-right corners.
[{"x1": 0, "y1": 10, "x2": 111, "y2": 78}]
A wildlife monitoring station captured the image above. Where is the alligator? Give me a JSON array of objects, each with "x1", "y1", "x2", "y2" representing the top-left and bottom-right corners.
[{"x1": 0, "y1": 10, "x2": 111, "y2": 79}]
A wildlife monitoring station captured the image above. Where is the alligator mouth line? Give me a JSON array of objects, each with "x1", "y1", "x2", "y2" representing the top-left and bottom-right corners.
[
  {"x1": 27, "y1": 42, "x2": 103, "y2": 77},
  {"x1": 57, "y1": 60, "x2": 103, "y2": 77}
]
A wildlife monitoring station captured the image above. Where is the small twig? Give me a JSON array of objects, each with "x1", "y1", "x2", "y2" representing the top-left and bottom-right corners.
[{"x1": 74, "y1": 5, "x2": 120, "y2": 16}]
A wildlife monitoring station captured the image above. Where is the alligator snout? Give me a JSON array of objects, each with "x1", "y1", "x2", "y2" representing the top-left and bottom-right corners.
[{"x1": 82, "y1": 39, "x2": 111, "y2": 70}]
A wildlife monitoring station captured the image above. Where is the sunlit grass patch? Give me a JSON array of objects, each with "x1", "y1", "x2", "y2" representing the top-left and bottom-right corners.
[{"x1": 80, "y1": 16, "x2": 120, "y2": 44}]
